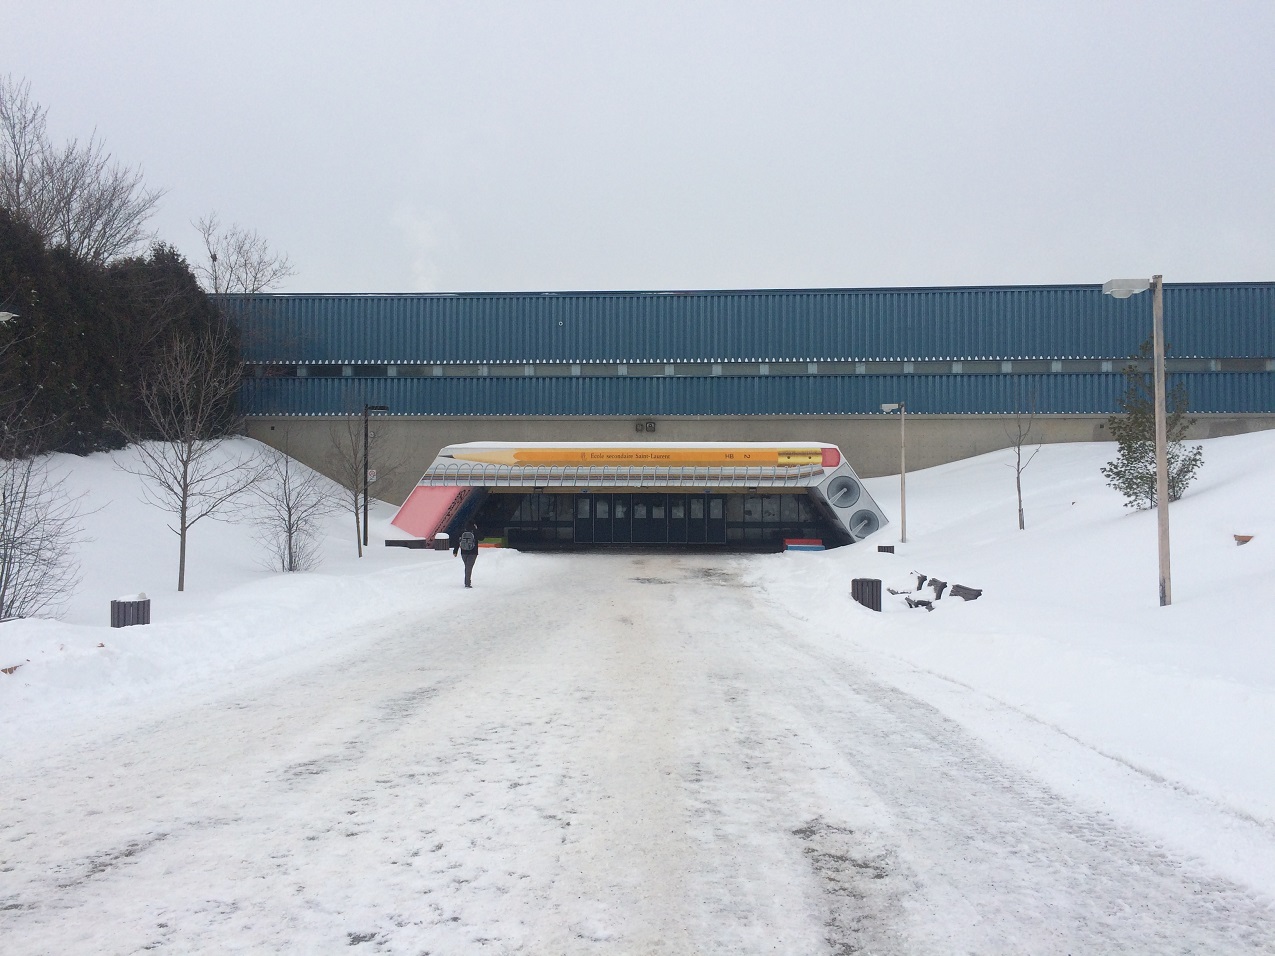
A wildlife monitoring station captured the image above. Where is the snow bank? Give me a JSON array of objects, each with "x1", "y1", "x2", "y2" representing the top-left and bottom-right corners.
[{"x1": 749, "y1": 430, "x2": 1275, "y2": 829}]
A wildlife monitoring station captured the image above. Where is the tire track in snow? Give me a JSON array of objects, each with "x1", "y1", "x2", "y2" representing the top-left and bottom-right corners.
[{"x1": 689, "y1": 557, "x2": 1275, "y2": 954}]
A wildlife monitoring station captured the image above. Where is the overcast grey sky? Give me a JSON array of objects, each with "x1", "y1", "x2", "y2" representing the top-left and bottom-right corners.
[{"x1": 7, "y1": 1, "x2": 1273, "y2": 292}]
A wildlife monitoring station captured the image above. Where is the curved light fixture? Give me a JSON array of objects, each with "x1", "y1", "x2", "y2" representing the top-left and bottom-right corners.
[{"x1": 1102, "y1": 278, "x2": 1152, "y2": 299}]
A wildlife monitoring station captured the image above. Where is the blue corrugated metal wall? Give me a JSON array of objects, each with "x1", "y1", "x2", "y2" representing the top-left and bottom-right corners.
[
  {"x1": 240, "y1": 372, "x2": 1274, "y2": 417},
  {"x1": 226, "y1": 283, "x2": 1275, "y2": 365}
]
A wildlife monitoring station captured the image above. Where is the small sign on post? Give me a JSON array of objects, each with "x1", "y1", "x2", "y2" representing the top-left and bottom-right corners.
[{"x1": 367, "y1": 468, "x2": 378, "y2": 483}]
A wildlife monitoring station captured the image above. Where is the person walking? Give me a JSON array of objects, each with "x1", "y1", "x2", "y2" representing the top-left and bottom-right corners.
[{"x1": 452, "y1": 522, "x2": 480, "y2": 588}]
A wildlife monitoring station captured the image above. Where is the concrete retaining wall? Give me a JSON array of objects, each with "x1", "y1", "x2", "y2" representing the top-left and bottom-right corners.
[{"x1": 244, "y1": 413, "x2": 1275, "y2": 509}]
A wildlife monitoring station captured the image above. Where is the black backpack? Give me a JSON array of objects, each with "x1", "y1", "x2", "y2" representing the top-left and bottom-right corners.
[{"x1": 459, "y1": 530, "x2": 477, "y2": 552}]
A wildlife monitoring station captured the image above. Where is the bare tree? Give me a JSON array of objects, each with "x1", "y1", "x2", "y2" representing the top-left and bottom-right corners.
[
  {"x1": 42, "y1": 133, "x2": 164, "y2": 264},
  {"x1": 1, "y1": 74, "x2": 163, "y2": 264},
  {"x1": 328, "y1": 415, "x2": 368, "y2": 557},
  {"x1": 115, "y1": 326, "x2": 265, "y2": 590},
  {"x1": 252, "y1": 431, "x2": 337, "y2": 572},
  {"x1": 1, "y1": 319, "x2": 79, "y2": 618},
  {"x1": 0, "y1": 452, "x2": 85, "y2": 619},
  {"x1": 193, "y1": 213, "x2": 294, "y2": 294},
  {"x1": 0, "y1": 75, "x2": 53, "y2": 234},
  {"x1": 326, "y1": 412, "x2": 403, "y2": 557},
  {"x1": 1005, "y1": 387, "x2": 1042, "y2": 531},
  {"x1": 0, "y1": 306, "x2": 43, "y2": 459},
  {"x1": 0, "y1": 304, "x2": 29, "y2": 443}
]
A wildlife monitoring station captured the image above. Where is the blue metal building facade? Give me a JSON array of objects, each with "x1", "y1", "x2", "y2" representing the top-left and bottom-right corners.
[{"x1": 230, "y1": 284, "x2": 1275, "y2": 417}]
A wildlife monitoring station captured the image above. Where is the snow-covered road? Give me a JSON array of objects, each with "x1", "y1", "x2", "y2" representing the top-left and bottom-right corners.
[{"x1": 4, "y1": 553, "x2": 1274, "y2": 954}]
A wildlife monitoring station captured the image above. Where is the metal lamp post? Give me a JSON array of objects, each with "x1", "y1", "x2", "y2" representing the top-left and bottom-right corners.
[
  {"x1": 880, "y1": 402, "x2": 906, "y2": 543},
  {"x1": 362, "y1": 404, "x2": 390, "y2": 548},
  {"x1": 1102, "y1": 275, "x2": 1171, "y2": 606}
]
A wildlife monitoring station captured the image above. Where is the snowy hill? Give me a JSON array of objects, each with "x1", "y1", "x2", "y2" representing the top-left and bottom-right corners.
[
  {"x1": 756, "y1": 431, "x2": 1275, "y2": 887},
  {"x1": 0, "y1": 440, "x2": 435, "y2": 739},
  {"x1": 765, "y1": 433, "x2": 1275, "y2": 814}
]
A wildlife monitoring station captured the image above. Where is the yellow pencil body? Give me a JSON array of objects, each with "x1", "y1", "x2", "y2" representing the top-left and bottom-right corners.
[{"x1": 447, "y1": 447, "x2": 823, "y2": 467}]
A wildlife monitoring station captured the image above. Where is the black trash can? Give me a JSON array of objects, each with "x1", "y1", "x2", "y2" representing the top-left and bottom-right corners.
[
  {"x1": 851, "y1": 578, "x2": 882, "y2": 612},
  {"x1": 111, "y1": 595, "x2": 151, "y2": 627}
]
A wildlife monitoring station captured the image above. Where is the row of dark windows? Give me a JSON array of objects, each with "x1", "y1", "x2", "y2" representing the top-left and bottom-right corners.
[
  {"x1": 250, "y1": 357, "x2": 1273, "y2": 379},
  {"x1": 502, "y1": 491, "x2": 813, "y2": 524},
  {"x1": 477, "y1": 492, "x2": 827, "y2": 547}
]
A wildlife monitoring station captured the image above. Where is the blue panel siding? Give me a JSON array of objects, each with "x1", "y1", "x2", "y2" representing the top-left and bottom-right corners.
[
  {"x1": 240, "y1": 372, "x2": 1273, "y2": 418},
  {"x1": 225, "y1": 284, "x2": 1275, "y2": 366}
]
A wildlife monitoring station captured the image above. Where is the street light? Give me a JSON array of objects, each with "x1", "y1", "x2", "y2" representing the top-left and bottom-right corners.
[
  {"x1": 0, "y1": 312, "x2": 19, "y2": 324},
  {"x1": 1103, "y1": 275, "x2": 1171, "y2": 606},
  {"x1": 880, "y1": 402, "x2": 906, "y2": 543},
  {"x1": 363, "y1": 404, "x2": 390, "y2": 549}
]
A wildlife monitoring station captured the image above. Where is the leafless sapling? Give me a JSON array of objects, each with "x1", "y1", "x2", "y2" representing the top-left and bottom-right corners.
[
  {"x1": 326, "y1": 412, "x2": 403, "y2": 558},
  {"x1": 0, "y1": 451, "x2": 85, "y2": 620},
  {"x1": 1005, "y1": 387, "x2": 1041, "y2": 530},
  {"x1": 1, "y1": 74, "x2": 163, "y2": 264},
  {"x1": 115, "y1": 326, "x2": 265, "y2": 590},
  {"x1": 0, "y1": 322, "x2": 81, "y2": 620},
  {"x1": 0, "y1": 75, "x2": 53, "y2": 236},
  {"x1": 193, "y1": 213, "x2": 295, "y2": 294},
  {"x1": 252, "y1": 431, "x2": 338, "y2": 572}
]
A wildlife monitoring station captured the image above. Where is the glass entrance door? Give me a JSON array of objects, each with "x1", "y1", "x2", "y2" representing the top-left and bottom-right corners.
[
  {"x1": 574, "y1": 496, "x2": 593, "y2": 544},
  {"x1": 593, "y1": 494, "x2": 612, "y2": 543},
  {"x1": 667, "y1": 495, "x2": 688, "y2": 543},
  {"x1": 706, "y1": 495, "x2": 726, "y2": 543},
  {"x1": 632, "y1": 494, "x2": 667, "y2": 543},
  {"x1": 611, "y1": 494, "x2": 632, "y2": 543},
  {"x1": 687, "y1": 495, "x2": 707, "y2": 543}
]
